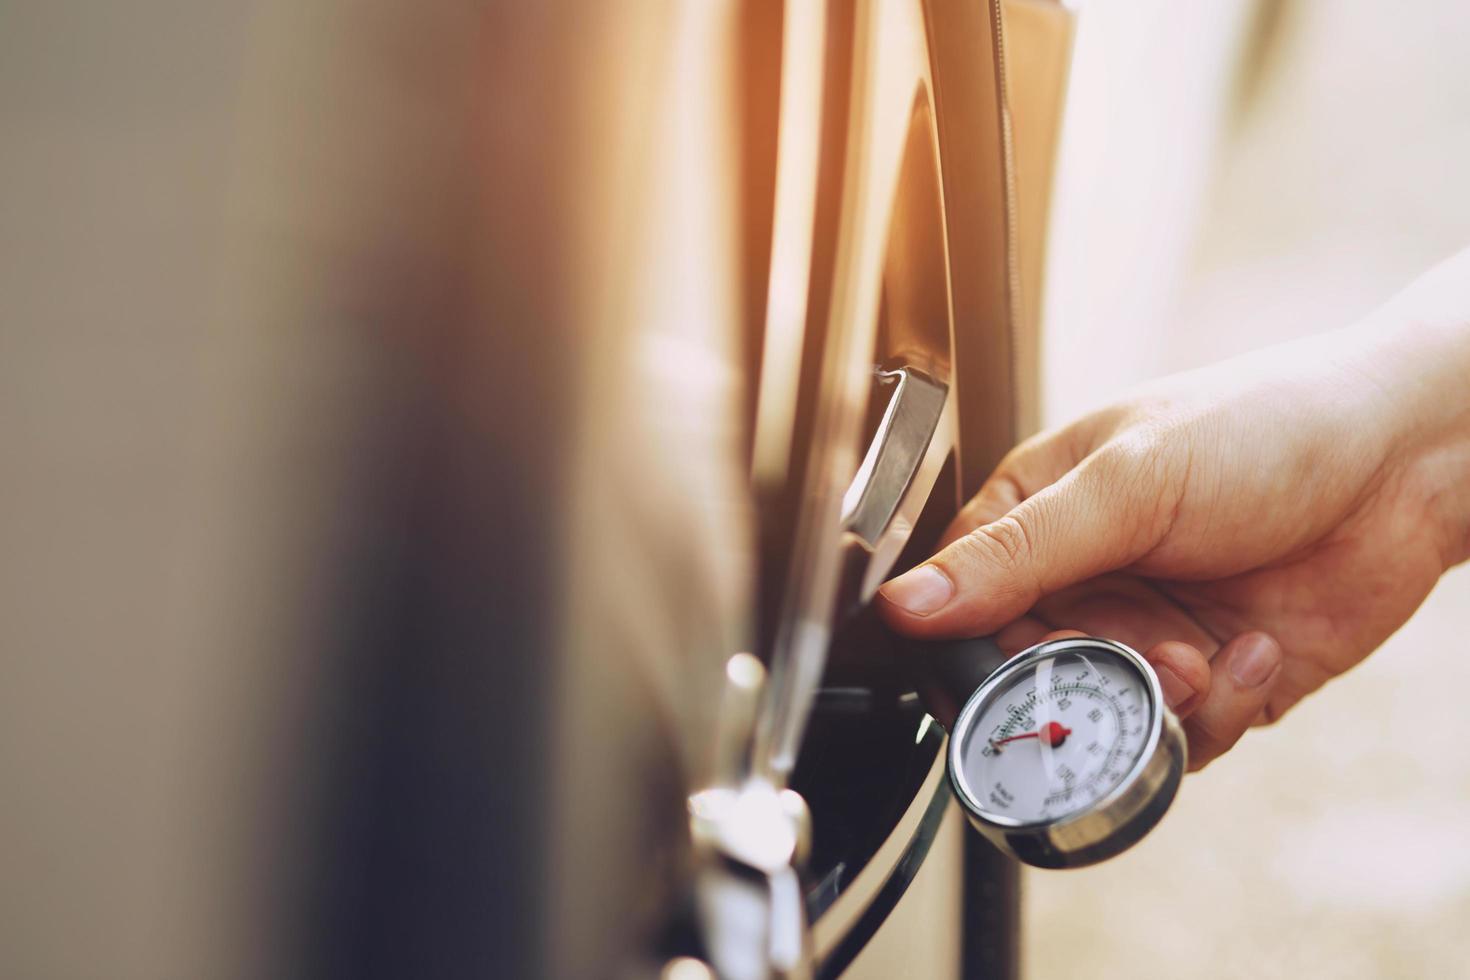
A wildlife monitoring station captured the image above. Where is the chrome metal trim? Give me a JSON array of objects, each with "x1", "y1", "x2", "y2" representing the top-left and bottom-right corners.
[
  {"x1": 689, "y1": 654, "x2": 815, "y2": 979},
  {"x1": 809, "y1": 720, "x2": 948, "y2": 957},
  {"x1": 812, "y1": 757, "x2": 952, "y2": 980}
]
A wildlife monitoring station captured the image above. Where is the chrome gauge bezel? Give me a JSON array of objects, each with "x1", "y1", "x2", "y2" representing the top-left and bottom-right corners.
[{"x1": 946, "y1": 636, "x2": 1187, "y2": 869}]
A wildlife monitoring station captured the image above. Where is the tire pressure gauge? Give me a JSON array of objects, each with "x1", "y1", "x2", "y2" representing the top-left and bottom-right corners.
[{"x1": 945, "y1": 636, "x2": 1187, "y2": 869}]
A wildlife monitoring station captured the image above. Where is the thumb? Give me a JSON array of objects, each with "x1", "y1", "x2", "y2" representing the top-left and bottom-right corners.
[{"x1": 876, "y1": 441, "x2": 1174, "y2": 638}]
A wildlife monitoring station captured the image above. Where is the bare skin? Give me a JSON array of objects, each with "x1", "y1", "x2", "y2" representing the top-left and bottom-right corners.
[{"x1": 879, "y1": 250, "x2": 1470, "y2": 770}]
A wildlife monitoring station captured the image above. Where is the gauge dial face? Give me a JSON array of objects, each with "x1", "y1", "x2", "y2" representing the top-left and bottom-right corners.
[{"x1": 954, "y1": 646, "x2": 1154, "y2": 825}]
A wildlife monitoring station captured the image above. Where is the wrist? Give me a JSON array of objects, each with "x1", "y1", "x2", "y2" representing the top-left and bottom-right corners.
[
  {"x1": 1395, "y1": 404, "x2": 1470, "y2": 571},
  {"x1": 1418, "y1": 440, "x2": 1470, "y2": 570},
  {"x1": 1345, "y1": 258, "x2": 1470, "y2": 568}
]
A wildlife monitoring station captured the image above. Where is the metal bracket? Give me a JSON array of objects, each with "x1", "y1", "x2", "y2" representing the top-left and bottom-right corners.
[{"x1": 840, "y1": 366, "x2": 953, "y2": 601}]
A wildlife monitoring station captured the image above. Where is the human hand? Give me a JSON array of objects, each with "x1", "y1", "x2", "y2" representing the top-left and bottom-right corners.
[{"x1": 879, "y1": 254, "x2": 1470, "y2": 769}]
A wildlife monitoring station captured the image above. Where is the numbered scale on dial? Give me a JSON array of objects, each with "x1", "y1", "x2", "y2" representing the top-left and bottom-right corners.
[{"x1": 948, "y1": 637, "x2": 1187, "y2": 868}]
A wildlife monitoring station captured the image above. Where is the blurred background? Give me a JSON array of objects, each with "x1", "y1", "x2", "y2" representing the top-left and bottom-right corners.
[{"x1": 1028, "y1": 2, "x2": 1470, "y2": 977}]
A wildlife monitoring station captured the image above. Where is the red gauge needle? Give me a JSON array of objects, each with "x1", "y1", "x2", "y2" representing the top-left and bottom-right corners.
[{"x1": 992, "y1": 721, "x2": 1071, "y2": 749}]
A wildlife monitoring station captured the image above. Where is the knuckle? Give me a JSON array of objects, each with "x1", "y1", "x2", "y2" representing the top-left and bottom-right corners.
[
  {"x1": 1090, "y1": 427, "x2": 1188, "y2": 545},
  {"x1": 967, "y1": 514, "x2": 1035, "y2": 569},
  {"x1": 1098, "y1": 429, "x2": 1171, "y2": 488},
  {"x1": 1187, "y1": 753, "x2": 1216, "y2": 773},
  {"x1": 1259, "y1": 695, "x2": 1294, "y2": 726},
  {"x1": 1188, "y1": 719, "x2": 1228, "y2": 753},
  {"x1": 1185, "y1": 713, "x2": 1238, "y2": 762}
]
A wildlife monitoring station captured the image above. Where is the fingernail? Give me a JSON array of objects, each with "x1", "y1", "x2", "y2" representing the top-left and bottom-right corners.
[
  {"x1": 1156, "y1": 664, "x2": 1195, "y2": 711},
  {"x1": 1228, "y1": 634, "x2": 1281, "y2": 688},
  {"x1": 879, "y1": 565, "x2": 954, "y2": 616}
]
